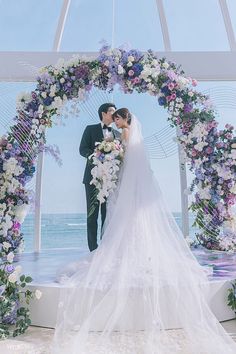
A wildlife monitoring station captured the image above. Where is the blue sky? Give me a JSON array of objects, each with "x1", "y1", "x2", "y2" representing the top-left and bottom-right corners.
[{"x1": 0, "y1": 0, "x2": 236, "y2": 214}]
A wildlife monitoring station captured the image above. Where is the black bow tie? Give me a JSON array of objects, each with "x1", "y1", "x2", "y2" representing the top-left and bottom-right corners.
[{"x1": 103, "y1": 125, "x2": 112, "y2": 132}]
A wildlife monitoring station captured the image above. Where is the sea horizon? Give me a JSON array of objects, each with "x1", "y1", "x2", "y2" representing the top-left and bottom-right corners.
[{"x1": 21, "y1": 212, "x2": 198, "y2": 252}]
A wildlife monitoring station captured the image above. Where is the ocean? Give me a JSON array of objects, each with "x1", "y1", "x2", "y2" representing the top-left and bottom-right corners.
[{"x1": 21, "y1": 213, "x2": 198, "y2": 252}]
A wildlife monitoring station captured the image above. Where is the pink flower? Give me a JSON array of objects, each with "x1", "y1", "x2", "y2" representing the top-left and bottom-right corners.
[
  {"x1": 168, "y1": 82, "x2": 175, "y2": 90},
  {"x1": 171, "y1": 93, "x2": 176, "y2": 100},
  {"x1": 192, "y1": 79, "x2": 197, "y2": 87},
  {"x1": 132, "y1": 77, "x2": 140, "y2": 84},
  {"x1": 225, "y1": 124, "x2": 234, "y2": 130},
  {"x1": 206, "y1": 147, "x2": 213, "y2": 154},
  {"x1": 176, "y1": 117, "x2": 181, "y2": 124},
  {"x1": 192, "y1": 150, "x2": 197, "y2": 157},
  {"x1": 166, "y1": 95, "x2": 172, "y2": 102},
  {"x1": 128, "y1": 70, "x2": 134, "y2": 77},
  {"x1": 13, "y1": 221, "x2": 21, "y2": 230},
  {"x1": 226, "y1": 133, "x2": 233, "y2": 139}
]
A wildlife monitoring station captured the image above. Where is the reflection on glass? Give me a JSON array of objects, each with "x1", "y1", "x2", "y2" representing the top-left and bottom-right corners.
[
  {"x1": 0, "y1": 0, "x2": 63, "y2": 51},
  {"x1": 226, "y1": 0, "x2": 236, "y2": 40},
  {"x1": 163, "y1": 0, "x2": 230, "y2": 51},
  {"x1": 62, "y1": 0, "x2": 163, "y2": 51}
]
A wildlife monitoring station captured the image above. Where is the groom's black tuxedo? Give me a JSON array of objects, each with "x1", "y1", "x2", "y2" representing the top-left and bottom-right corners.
[{"x1": 79, "y1": 123, "x2": 120, "y2": 251}]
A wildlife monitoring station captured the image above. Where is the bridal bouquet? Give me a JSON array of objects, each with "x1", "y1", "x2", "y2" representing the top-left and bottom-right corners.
[{"x1": 90, "y1": 139, "x2": 124, "y2": 204}]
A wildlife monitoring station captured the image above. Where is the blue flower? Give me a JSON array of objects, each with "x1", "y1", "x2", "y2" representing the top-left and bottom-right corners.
[
  {"x1": 43, "y1": 97, "x2": 53, "y2": 106},
  {"x1": 160, "y1": 86, "x2": 170, "y2": 95},
  {"x1": 158, "y1": 96, "x2": 167, "y2": 106}
]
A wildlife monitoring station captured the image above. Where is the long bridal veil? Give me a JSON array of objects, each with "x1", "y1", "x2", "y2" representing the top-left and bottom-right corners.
[{"x1": 53, "y1": 116, "x2": 236, "y2": 353}]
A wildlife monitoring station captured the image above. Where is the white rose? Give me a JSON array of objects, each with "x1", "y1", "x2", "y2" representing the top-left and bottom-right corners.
[
  {"x1": 128, "y1": 55, "x2": 134, "y2": 62},
  {"x1": 38, "y1": 104, "x2": 44, "y2": 114},
  {"x1": 14, "y1": 204, "x2": 29, "y2": 223},
  {"x1": 35, "y1": 289, "x2": 42, "y2": 300},
  {"x1": 229, "y1": 150, "x2": 236, "y2": 160},
  {"x1": 230, "y1": 184, "x2": 236, "y2": 194},
  {"x1": 127, "y1": 62, "x2": 133, "y2": 67},
  {"x1": 188, "y1": 91, "x2": 194, "y2": 97},
  {"x1": 60, "y1": 78, "x2": 65, "y2": 84},
  {"x1": 117, "y1": 65, "x2": 124, "y2": 75},
  {"x1": 3, "y1": 242, "x2": 11, "y2": 251},
  {"x1": 41, "y1": 92, "x2": 47, "y2": 99},
  {"x1": 162, "y1": 62, "x2": 169, "y2": 69},
  {"x1": 8, "y1": 272, "x2": 17, "y2": 283},
  {"x1": 7, "y1": 252, "x2": 14, "y2": 263}
]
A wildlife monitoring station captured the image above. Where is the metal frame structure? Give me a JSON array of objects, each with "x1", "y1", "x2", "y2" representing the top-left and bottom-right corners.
[{"x1": 0, "y1": 0, "x2": 235, "y2": 250}]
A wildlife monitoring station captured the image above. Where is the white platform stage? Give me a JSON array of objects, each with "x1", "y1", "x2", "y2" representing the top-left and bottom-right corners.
[{"x1": 16, "y1": 248, "x2": 236, "y2": 329}]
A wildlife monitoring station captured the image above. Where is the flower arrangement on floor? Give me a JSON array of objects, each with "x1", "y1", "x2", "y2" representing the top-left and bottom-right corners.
[
  {"x1": 1, "y1": 44, "x2": 236, "y2": 337},
  {"x1": 90, "y1": 139, "x2": 124, "y2": 204},
  {"x1": 227, "y1": 280, "x2": 236, "y2": 315}
]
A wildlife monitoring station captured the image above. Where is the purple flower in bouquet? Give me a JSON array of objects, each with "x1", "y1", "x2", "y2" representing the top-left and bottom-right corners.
[
  {"x1": 167, "y1": 70, "x2": 178, "y2": 81},
  {"x1": 74, "y1": 64, "x2": 90, "y2": 80},
  {"x1": 13, "y1": 221, "x2": 21, "y2": 231},
  {"x1": 5, "y1": 265, "x2": 14, "y2": 273},
  {"x1": 2, "y1": 301, "x2": 19, "y2": 325},
  {"x1": 205, "y1": 146, "x2": 213, "y2": 154},
  {"x1": 183, "y1": 103, "x2": 193, "y2": 113}
]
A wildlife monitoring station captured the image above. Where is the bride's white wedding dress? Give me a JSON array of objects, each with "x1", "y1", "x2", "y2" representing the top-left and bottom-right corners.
[{"x1": 53, "y1": 116, "x2": 236, "y2": 353}]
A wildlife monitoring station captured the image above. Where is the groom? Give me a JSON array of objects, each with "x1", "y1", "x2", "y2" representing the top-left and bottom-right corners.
[{"x1": 79, "y1": 103, "x2": 120, "y2": 252}]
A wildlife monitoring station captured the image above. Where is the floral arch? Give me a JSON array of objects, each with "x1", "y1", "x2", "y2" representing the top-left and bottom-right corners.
[{"x1": 1, "y1": 45, "x2": 236, "y2": 337}]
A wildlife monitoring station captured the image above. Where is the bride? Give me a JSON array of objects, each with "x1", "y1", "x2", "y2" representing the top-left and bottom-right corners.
[{"x1": 53, "y1": 108, "x2": 236, "y2": 353}]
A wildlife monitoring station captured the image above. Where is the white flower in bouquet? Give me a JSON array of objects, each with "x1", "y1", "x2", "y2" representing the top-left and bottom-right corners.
[
  {"x1": 90, "y1": 139, "x2": 124, "y2": 203},
  {"x1": 41, "y1": 91, "x2": 47, "y2": 99},
  {"x1": 14, "y1": 204, "x2": 29, "y2": 224},
  {"x1": 4, "y1": 214, "x2": 13, "y2": 230},
  {"x1": 230, "y1": 184, "x2": 236, "y2": 194},
  {"x1": 177, "y1": 76, "x2": 190, "y2": 89},
  {"x1": 51, "y1": 96, "x2": 63, "y2": 110},
  {"x1": 38, "y1": 104, "x2": 44, "y2": 115},
  {"x1": 197, "y1": 186, "x2": 211, "y2": 200},
  {"x1": 118, "y1": 65, "x2": 124, "y2": 75},
  {"x1": 16, "y1": 91, "x2": 32, "y2": 110},
  {"x1": 8, "y1": 272, "x2": 18, "y2": 283},
  {"x1": 216, "y1": 166, "x2": 232, "y2": 180},
  {"x1": 195, "y1": 141, "x2": 208, "y2": 152},
  {"x1": 35, "y1": 289, "x2": 42, "y2": 300},
  {"x1": 7, "y1": 252, "x2": 15, "y2": 263},
  {"x1": 49, "y1": 84, "x2": 57, "y2": 97},
  {"x1": 229, "y1": 149, "x2": 236, "y2": 160},
  {"x1": 3, "y1": 242, "x2": 11, "y2": 251},
  {"x1": 128, "y1": 55, "x2": 135, "y2": 62},
  {"x1": 3, "y1": 157, "x2": 18, "y2": 174},
  {"x1": 162, "y1": 62, "x2": 169, "y2": 69}
]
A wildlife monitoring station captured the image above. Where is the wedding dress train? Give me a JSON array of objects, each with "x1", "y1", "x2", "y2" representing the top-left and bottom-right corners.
[{"x1": 53, "y1": 116, "x2": 236, "y2": 353}]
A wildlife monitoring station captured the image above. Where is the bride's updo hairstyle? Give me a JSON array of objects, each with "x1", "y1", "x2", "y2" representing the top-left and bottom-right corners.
[{"x1": 112, "y1": 108, "x2": 132, "y2": 125}]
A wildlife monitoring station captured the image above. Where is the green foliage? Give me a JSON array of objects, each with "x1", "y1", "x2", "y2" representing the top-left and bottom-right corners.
[{"x1": 227, "y1": 281, "x2": 236, "y2": 314}]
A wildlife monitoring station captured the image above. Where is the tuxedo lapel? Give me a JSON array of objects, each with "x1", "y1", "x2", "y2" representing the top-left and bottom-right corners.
[{"x1": 95, "y1": 123, "x2": 104, "y2": 142}]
